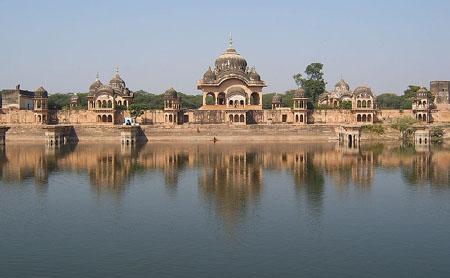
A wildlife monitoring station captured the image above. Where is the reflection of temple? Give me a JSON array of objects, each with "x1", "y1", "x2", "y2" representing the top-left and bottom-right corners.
[{"x1": 198, "y1": 149, "x2": 264, "y2": 231}]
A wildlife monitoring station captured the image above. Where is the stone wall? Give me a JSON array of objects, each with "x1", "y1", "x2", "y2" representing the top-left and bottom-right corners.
[
  {"x1": 0, "y1": 109, "x2": 36, "y2": 124},
  {"x1": 311, "y1": 109, "x2": 354, "y2": 124}
]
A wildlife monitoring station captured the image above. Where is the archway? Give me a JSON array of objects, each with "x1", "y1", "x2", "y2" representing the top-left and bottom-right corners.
[
  {"x1": 423, "y1": 114, "x2": 427, "y2": 122},
  {"x1": 229, "y1": 114, "x2": 233, "y2": 122},
  {"x1": 102, "y1": 115, "x2": 107, "y2": 122},
  {"x1": 357, "y1": 114, "x2": 362, "y2": 122},
  {"x1": 367, "y1": 100, "x2": 372, "y2": 108},
  {"x1": 295, "y1": 114, "x2": 299, "y2": 122},
  {"x1": 368, "y1": 114, "x2": 372, "y2": 122},
  {"x1": 169, "y1": 114, "x2": 173, "y2": 122},
  {"x1": 218, "y1": 92, "x2": 225, "y2": 105},
  {"x1": 418, "y1": 114, "x2": 423, "y2": 121},
  {"x1": 206, "y1": 92, "x2": 215, "y2": 105},
  {"x1": 108, "y1": 100, "x2": 112, "y2": 108},
  {"x1": 250, "y1": 92, "x2": 260, "y2": 105},
  {"x1": 300, "y1": 114, "x2": 304, "y2": 122},
  {"x1": 362, "y1": 114, "x2": 367, "y2": 122},
  {"x1": 362, "y1": 100, "x2": 367, "y2": 108},
  {"x1": 97, "y1": 115, "x2": 101, "y2": 122},
  {"x1": 357, "y1": 100, "x2": 361, "y2": 108},
  {"x1": 234, "y1": 115, "x2": 239, "y2": 122},
  {"x1": 240, "y1": 114, "x2": 245, "y2": 122},
  {"x1": 107, "y1": 115, "x2": 112, "y2": 122}
]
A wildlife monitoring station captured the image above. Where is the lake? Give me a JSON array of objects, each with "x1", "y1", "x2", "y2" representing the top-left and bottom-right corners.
[{"x1": 1, "y1": 142, "x2": 449, "y2": 278}]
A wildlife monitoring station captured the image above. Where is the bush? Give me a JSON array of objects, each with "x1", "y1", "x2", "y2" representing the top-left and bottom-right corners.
[
  {"x1": 431, "y1": 127, "x2": 444, "y2": 144},
  {"x1": 362, "y1": 124, "x2": 384, "y2": 135},
  {"x1": 391, "y1": 116, "x2": 417, "y2": 133}
]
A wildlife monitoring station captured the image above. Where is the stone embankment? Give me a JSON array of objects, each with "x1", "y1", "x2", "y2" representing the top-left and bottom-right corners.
[{"x1": 1, "y1": 123, "x2": 450, "y2": 143}]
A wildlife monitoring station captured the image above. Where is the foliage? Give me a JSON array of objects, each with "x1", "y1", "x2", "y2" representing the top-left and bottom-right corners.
[
  {"x1": 262, "y1": 93, "x2": 275, "y2": 109},
  {"x1": 293, "y1": 63, "x2": 326, "y2": 106},
  {"x1": 48, "y1": 93, "x2": 72, "y2": 110},
  {"x1": 391, "y1": 116, "x2": 417, "y2": 133},
  {"x1": 340, "y1": 100, "x2": 352, "y2": 109},
  {"x1": 377, "y1": 93, "x2": 402, "y2": 109},
  {"x1": 362, "y1": 124, "x2": 385, "y2": 135},
  {"x1": 430, "y1": 127, "x2": 444, "y2": 144}
]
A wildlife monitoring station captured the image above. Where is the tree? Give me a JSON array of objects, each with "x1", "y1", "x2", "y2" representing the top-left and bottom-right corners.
[
  {"x1": 293, "y1": 63, "x2": 326, "y2": 106},
  {"x1": 340, "y1": 100, "x2": 352, "y2": 109},
  {"x1": 377, "y1": 93, "x2": 402, "y2": 109}
]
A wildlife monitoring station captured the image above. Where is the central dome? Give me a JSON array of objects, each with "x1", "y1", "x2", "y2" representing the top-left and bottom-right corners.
[{"x1": 214, "y1": 41, "x2": 247, "y2": 73}]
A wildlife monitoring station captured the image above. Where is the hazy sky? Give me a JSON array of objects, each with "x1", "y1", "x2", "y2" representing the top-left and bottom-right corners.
[{"x1": 1, "y1": 0, "x2": 449, "y2": 95}]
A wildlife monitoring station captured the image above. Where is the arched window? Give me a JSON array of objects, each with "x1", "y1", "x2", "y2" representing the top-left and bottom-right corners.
[
  {"x1": 118, "y1": 100, "x2": 122, "y2": 106},
  {"x1": 97, "y1": 115, "x2": 101, "y2": 122},
  {"x1": 300, "y1": 114, "x2": 304, "y2": 122},
  {"x1": 357, "y1": 100, "x2": 361, "y2": 108},
  {"x1": 423, "y1": 114, "x2": 427, "y2": 121},
  {"x1": 102, "y1": 115, "x2": 107, "y2": 122},
  {"x1": 362, "y1": 100, "x2": 367, "y2": 108},
  {"x1": 169, "y1": 114, "x2": 173, "y2": 122},
  {"x1": 229, "y1": 100, "x2": 233, "y2": 106},
  {"x1": 362, "y1": 114, "x2": 367, "y2": 122},
  {"x1": 367, "y1": 100, "x2": 372, "y2": 108},
  {"x1": 206, "y1": 92, "x2": 215, "y2": 105},
  {"x1": 357, "y1": 114, "x2": 362, "y2": 122},
  {"x1": 295, "y1": 114, "x2": 299, "y2": 122},
  {"x1": 250, "y1": 92, "x2": 260, "y2": 105},
  {"x1": 97, "y1": 100, "x2": 101, "y2": 108},
  {"x1": 218, "y1": 92, "x2": 226, "y2": 105},
  {"x1": 418, "y1": 114, "x2": 423, "y2": 121},
  {"x1": 240, "y1": 114, "x2": 245, "y2": 122},
  {"x1": 240, "y1": 100, "x2": 244, "y2": 106},
  {"x1": 229, "y1": 114, "x2": 233, "y2": 122},
  {"x1": 102, "y1": 100, "x2": 107, "y2": 108},
  {"x1": 368, "y1": 114, "x2": 372, "y2": 122},
  {"x1": 108, "y1": 100, "x2": 112, "y2": 108},
  {"x1": 107, "y1": 115, "x2": 112, "y2": 122},
  {"x1": 234, "y1": 115, "x2": 239, "y2": 122},
  {"x1": 124, "y1": 100, "x2": 128, "y2": 107}
]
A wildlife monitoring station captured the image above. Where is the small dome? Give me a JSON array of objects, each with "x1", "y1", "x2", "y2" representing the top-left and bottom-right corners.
[
  {"x1": 89, "y1": 79, "x2": 103, "y2": 92},
  {"x1": 272, "y1": 94, "x2": 282, "y2": 104},
  {"x1": 293, "y1": 88, "x2": 306, "y2": 98},
  {"x1": 109, "y1": 71, "x2": 126, "y2": 90},
  {"x1": 249, "y1": 68, "x2": 261, "y2": 81},
  {"x1": 203, "y1": 67, "x2": 216, "y2": 82},
  {"x1": 353, "y1": 86, "x2": 374, "y2": 98},
  {"x1": 35, "y1": 86, "x2": 48, "y2": 98},
  {"x1": 70, "y1": 94, "x2": 79, "y2": 101},
  {"x1": 164, "y1": 87, "x2": 178, "y2": 99},
  {"x1": 416, "y1": 87, "x2": 429, "y2": 98},
  {"x1": 335, "y1": 79, "x2": 350, "y2": 92}
]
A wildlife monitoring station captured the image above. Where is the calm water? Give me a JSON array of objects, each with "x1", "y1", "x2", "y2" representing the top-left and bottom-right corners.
[{"x1": 1, "y1": 142, "x2": 450, "y2": 278}]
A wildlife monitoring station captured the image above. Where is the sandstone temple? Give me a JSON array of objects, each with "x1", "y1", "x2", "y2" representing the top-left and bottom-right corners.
[{"x1": 1, "y1": 38, "x2": 450, "y2": 127}]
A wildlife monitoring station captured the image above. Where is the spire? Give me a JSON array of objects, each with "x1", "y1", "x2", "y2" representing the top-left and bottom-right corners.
[
  {"x1": 228, "y1": 32, "x2": 233, "y2": 48},
  {"x1": 115, "y1": 66, "x2": 120, "y2": 76},
  {"x1": 96, "y1": 72, "x2": 99, "y2": 81}
]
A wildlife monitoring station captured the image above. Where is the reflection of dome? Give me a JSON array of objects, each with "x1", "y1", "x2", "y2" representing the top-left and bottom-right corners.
[
  {"x1": 203, "y1": 67, "x2": 216, "y2": 82},
  {"x1": 353, "y1": 86, "x2": 373, "y2": 98},
  {"x1": 35, "y1": 86, "x2": 48, "y2": 98},
  {"x1": 293, "y1": 88, "x2": 306, "y2": 98},
  {"x1": 272, "y1": 94, "x2": 282, "y2": 104},
  {"x1": 164, "y1": 87, "x2": 178, "y2": 99},
  {"x1": 417, "y1": 87, "x2": 429, "y2": 98},
  {"x1": 215, "y1": 41, "x2": 247, "y2": 73},
  {"x1": 335, "y1": 79, "x2": 350, "y2": 92}
]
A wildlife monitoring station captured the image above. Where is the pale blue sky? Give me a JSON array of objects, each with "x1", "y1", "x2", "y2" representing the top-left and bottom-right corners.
[{"x1": 1, "y1": 0, "x2": 449, "y2": 95}]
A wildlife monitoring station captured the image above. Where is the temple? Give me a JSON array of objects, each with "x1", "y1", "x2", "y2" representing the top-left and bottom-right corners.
[{"x1": 1, "y1": 36, "x2": 450, "y2": 127}]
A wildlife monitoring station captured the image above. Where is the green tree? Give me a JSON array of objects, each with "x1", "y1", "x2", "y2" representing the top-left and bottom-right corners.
[
  {"x1": 293, "y1": 63, "x2": 326, "y2": 106},
  {"x1": 340, "y1": 100, "x2": 352, "y2": 109},
  {"x1": 377, "y1": 93, "x2": 402, "y2": 109},
  {"x1": 48, "y1": 93, "x2": 71, "y2": 110}
]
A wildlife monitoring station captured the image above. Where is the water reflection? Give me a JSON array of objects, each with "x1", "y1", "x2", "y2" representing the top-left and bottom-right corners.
[{"x1": 1, "y1": 142, "x2": 449, "y2": 219}]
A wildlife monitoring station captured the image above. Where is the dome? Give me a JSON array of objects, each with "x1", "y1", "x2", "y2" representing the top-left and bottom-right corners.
[
  {"x1": 164, "y1": 87, "x2": 178, "y2": 99},
  {"x1": 335, "y1": 79, "x2": 350, "y2": 92},
  {"x1": 109, "y1": 70, "x2": 126, "y2": 90},
  {"x1": 96, "y1": 85, "x2": 114, "y2": 95},
  {"x1": 35, "y1": 86, "x2": 48, "y2": 98},
  {"x1": 353, "y1": 86, "x2": 373, "y2": 98},
  {"x1": 293, "y1": 88, "x2": 306, "y2": 98},
  {"x1": 70, "y1": 94, "x2": 79, "y2": 101},
  {"x1": 214, "y1": 43, "x2": 248, "y2": 73},
  {"x1": 249, "y1": 68, "x2": 261, "y2": 81},
  {"x1": 272, "y1": 94, "x2": 282, "y2": 104},
  {"x1": 416, "y1": 87, "x2": 429, "y2": 98},
  {"x1": 89, "y1": 79, "x2": 103, "y2": 92},
  {"x1": 203, "y1": 67, "x2": 216, "y2": 82}
]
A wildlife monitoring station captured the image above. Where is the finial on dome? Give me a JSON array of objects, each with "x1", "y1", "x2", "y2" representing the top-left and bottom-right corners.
[
  {"x1": 115, "y1": 66, "x2": 119, "y2": 75},
  {"x1": 228, "y1": 32, "x2": 233, "y2": 48},
  {"x1": 96, "y1": 72, "x2": 99, "y2": 81}
]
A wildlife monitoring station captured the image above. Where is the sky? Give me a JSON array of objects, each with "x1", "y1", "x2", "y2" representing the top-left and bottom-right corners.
[{"x1": 1, "y1": 0, "x2": 449, "y2": 95}]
